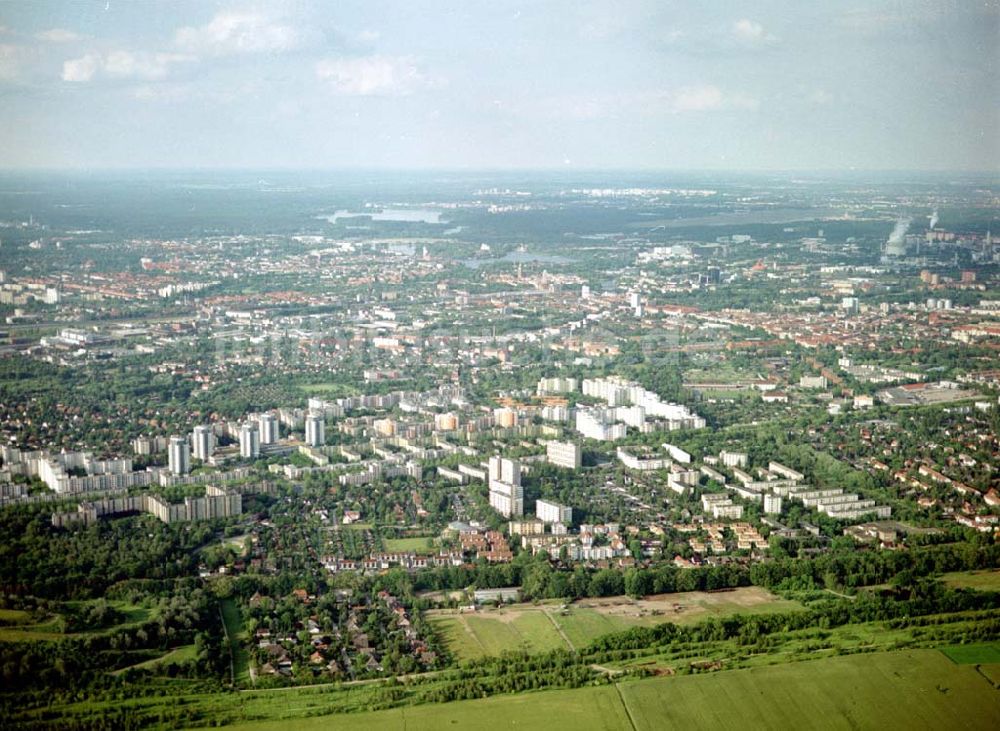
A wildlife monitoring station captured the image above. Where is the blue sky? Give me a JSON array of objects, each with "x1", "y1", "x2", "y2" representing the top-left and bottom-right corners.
[{"x1": 0, "y1": 1, "x2": 996, "y2": 170}]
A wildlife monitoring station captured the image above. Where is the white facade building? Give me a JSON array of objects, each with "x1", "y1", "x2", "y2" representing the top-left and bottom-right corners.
[
  {"x1": 536, "y1": 377, "x2": 578, "y2": 395},
  {"x1": 168, "y1": 436, "x2": 190, "y2": 476},
  {"x1": 764, "y1": 493, "x2": 783, "y2": 515},
  {"x1": 305, "y1": 412, "x2": 326, "y2": 447},
  {"x1": 239, "y1": 423, "x2": 260, "y2": 459},
  {"x1": 192, "y1": 425, "x2": 213, "y2": 461},
  {"x1": 258, "y1": 413, "x2": 278, "y2": 445},
  {"x1": 535, "y1": 499, "x2": 572, "y2": 525},
  {"x1": 546, "y1": 440, "x2": 582, "y2": 469},
  {"x1": 719, "y1": 450, "x2": 748, "y2": 468},
  {"x1": 488, "y1": 456, "x2": 523, "y2": 517}
]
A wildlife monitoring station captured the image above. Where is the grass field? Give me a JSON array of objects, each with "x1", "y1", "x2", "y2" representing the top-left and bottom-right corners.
[
  {"x1": 978, "y1": 664, "x2": 1000, "y2": 687},
  {"x1": 940, "y1": 642, "x2": 1000, "y2": 665},
  {"x1": 575, "y1": 586, "x2": 802, "y2": 627},
  {"x1": 116, "y1": 644, "x2": 199, "y2": 673},
  {"x1": 940, "y1": 569, "x2": 1000, "y2": 592},
  {"x1": 429, "y1": 588, "x2": 803, "y2": 662},
  {"x1": 619, "y1": 649, "x2": 999, "y2": 731},
  {"x1": 225, "y1": 650, "x2": 1000, "y2": 730},
  {"x1": 382, "y1": 536, "x2": 436, "y2": 553},
  {"x1": 0, "y1": 600, "x2": 155, "y2": 642},
  {"x1": 220, "y1": 598, "x2": 252, "y2": 685},
  {"x1": 230, "y1": 684, "x2": 633, "y2": 731},
  {"x1": 431, "y1": 610, "x2": 568, "y2": 659},
  {"x1": 553, "y1": 607, "x2": 637, "y2": 649},
  {"x1": 0, "y1": 608, "x2": 33, "y2": 624},
  {"x1": 299, "y1": 383, "x2": 355, "y2": 396}
]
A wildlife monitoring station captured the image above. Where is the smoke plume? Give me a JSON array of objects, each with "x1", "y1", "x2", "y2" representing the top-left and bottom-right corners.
[{"x1": 887, "y1": 217, "x2": 911, "y2": 245}]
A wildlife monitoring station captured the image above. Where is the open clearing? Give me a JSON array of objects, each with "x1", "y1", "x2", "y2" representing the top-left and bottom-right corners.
[
  {"x1": 429, "y1": 587, "x2": 802, "y2": 662},
  {"x1": 221, "y1": 598, "x2": 251, "y2": 685},
  {"x1": 226, "y1": 649, "x2": 1000, "y2": 730},
  {"x1": 382, "y1": 536, "x2": 436, "y2": 553},
  {"x1": 0, "y1": 600, "x2": 154, "y2": 642},
  {"x1": 299, "y1": 383, "x2": 354, "y2": 397},
  {"x1": 575, "y1": 586, "x2": 802, "y2": 625},
  {"x1": 940, "y1": 569, "x2": 1000, "y2": 592},
  {"x1": 0, "y1": 608, "x2": 33, "y2": 624},
  {"x1": 115, "y1": 644, "x2": 198, "y2": 674}
]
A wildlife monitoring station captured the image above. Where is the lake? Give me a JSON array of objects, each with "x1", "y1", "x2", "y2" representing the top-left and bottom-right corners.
[{"x1": 317, "y1": 208, "x2": 444, "y2": 224}]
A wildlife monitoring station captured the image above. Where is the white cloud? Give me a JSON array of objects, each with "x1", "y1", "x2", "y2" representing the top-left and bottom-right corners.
[
  {"x1": 62, "y1": 51, "x2": 192, "y2": 82},
  {"x1": 808, "y1": 89, "x2": 834, "y2": 105},
  {"x1": 671, "y1": 85, "x2": 758, "y2": 113},
  {"x1": 61, "y1": 53, "x2": 101, "y2": 82},
  {"x1": 36, "y1": 28, "x2": 84, "y2": 43},
  {"x1": 105, "y1": 51, "x2": 191, "y2": 80},
  {"x1": 316, "y1": 55, "x2": 436, "y2": 96},
  {"x1": 175, "y1": 11, "x2": 302, "y2": 55},
  {"x1": 732, "y1": 18, "x2": 777, "y2": 45},
  {"x1": 672, "y1": 85, "x2": 724, "y2": 112},
  {"x1": 0, "y1": 44, "x2": 21, "y2": 81}
]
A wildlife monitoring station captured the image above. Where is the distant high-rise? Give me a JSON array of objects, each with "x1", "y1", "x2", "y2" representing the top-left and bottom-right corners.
[
  {"x1": 305, "y1": 412, "x2": 325, "y2": 447},
  {"x1": 536, "y1": 499, "x2": 573, "y2": 525},
  {"x1": 192, "y1": 425, "x2": 213, "y2": 461},
  {"x1": 168, "y1": 435, "x2": 190, "y2": 476},
  {"x1": 488, "y1": 456, "x2": 523, "y2": 517},
  {"x1": 546, "y1": 440, "x2": 582, "y2": 470},
  {"x1": 764, "y1": 494, "x2": 783, "y2": 515},
  {"x1": 707, "y1": 266, "x2": 721, "y2": 285},
  {"x1": 239, "y1": 423, "x2": 260, "y2": 459},
  {"x1": 258, "y1": 413, "x2": 278, "y2": 445}
]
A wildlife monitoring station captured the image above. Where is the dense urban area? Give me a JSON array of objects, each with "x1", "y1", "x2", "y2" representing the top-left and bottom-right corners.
[{"x1": 2, "y1": 170, "x2": 999, "y2": 729}]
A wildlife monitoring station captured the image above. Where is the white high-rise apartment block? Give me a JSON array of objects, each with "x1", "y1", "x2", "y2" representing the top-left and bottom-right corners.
[
  {"x1": 663, "y1": 443, "x2": 692, "y2": 464},
  {"x1": 764, "y1": 494, "x2": 783, "y2": 515},
  {"x1": 489, "y1": 456, "x2": 521, "y2": 486},
  {"x1": 536, "y1": 377, "x2": 578, "y2": 395},
  {"x1": 258, "y1": 413, "x2": 278, "y2": 445},
  {"x1": 305, "y1": 412, "x2": 325, "y2": 447},
  {"x1": 535, "y1": 499, "x2": 572, "y2": 524},
  {"x1": 168, "y1": 436, "x2": 190, "y2": 476},
  {"x1": 581, "y1": 376, "x2": 705, "y2": 430},
  {"x1": 541, "y1": 404, "x2": 571, "y2": 422},
  {"x1": 239, "y1": 423, "x2": 260, "y2": 459},
  {"x1": 575, "y1": 407, "x2": 628, "y2": 441},
  {"x1": 192, "y1": 425, "x2": 213, "y2": 461},
  {"x1": 488, "y1": 456, "x2": 523, "y2": 517},
  {"x1": 546, "y1": 440, "x2": 582, "y2": 470},
  {"x1": 719, "y1": 450, "x2": 748, "y2": 468}
]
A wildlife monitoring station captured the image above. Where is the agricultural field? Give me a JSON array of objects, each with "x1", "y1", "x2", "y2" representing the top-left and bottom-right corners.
[
  {"x1": 227, "y1": 684, "x2": 633, "y2": 731},
  {"x1": 429, "y1": 588, "x2": 803, "y2": 661},
  {"x1": 619, "y1": 649, "x2": 999, "y2": 731},
  {"x1": 940, "y1": 642, "x2": 1000, "y2": 665},
  {"x1": 224, "y1": 650, "x2": 1000, "y2": 730},
  {"x1": 940, "y1": 569, "x2": 1000, "y2": 592}
]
